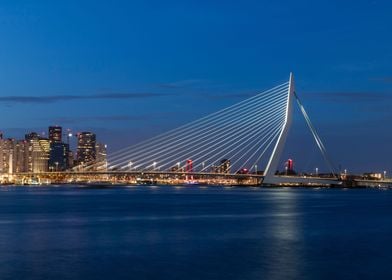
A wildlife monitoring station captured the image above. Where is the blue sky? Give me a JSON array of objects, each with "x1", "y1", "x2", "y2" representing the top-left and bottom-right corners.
[{"x1": 0, "y1": 0, "x2": 391, "y2": 173}]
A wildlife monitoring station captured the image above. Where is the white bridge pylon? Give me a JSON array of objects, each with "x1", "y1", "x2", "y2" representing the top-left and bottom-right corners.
[
  {"x1": 263, "y1": 72, "x2": 294, "y2": 184},
  {"x1": 84, "y1": 73, "x2": 337, "y2": 185},
  {"x1": 264, "y1": 72, "x2": 337, "y2": 185}
]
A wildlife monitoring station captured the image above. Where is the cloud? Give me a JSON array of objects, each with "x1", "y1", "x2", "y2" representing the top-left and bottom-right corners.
[
  {"x1": 154, "y1": 79, "x2": 257, "y2": 101},
  {"x1": 156, "y1": 79, "x2": 207, "y2": 89},
  {"x1": 41, "y1": 112, "x2": 181, "y2": 124},
  {"x1": 301, "y1": 91, "x2": 392, "y2": 103},
  {"x1": 48, "y1": 115, "x2": 150, "y2": 124},
  {"x1": 0, "y1": 92, "x2": 172, "y2": 104},
  {"x1": 201, "y1": 92, "x2": 255, "y2": 100}
]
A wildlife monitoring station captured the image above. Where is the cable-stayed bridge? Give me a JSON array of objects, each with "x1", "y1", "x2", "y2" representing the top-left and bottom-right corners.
[
  {"x1": 76, "y1": 73, "x2": 340, "y2": 186},
  {"x1": 14, "y1": 73, "x2": 342, "y2": 186}
]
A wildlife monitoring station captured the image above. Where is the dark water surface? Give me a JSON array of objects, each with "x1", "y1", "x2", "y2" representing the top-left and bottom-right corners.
[{"x1": 0, "y1": 185, "x2": 392, "y2": 280}]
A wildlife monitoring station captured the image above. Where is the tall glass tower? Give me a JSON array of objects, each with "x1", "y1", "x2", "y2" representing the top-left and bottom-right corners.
[{"x1": 76, "y1": 132, "x2": 96, "y2": 166}]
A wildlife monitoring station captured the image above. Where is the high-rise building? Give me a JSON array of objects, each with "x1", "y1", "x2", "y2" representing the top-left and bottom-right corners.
[
  {"x1": 48, "y1": 125, "x2": 72, "y2": 171},
  {"x1": 95, "y1": 143, "x2": 107, "y2": 171},
  {"x1": 287, "y1": 159, "x2": 293, "y2": 171},
  {"x1": 13, "y1": 140, "x2": 29, "y2": 173},
  {"x1": 0, "y1": 138, "x2": 15, "y2": 174},
  {"x1": 219, "y1": 159, "x2": 231, "y2": 174},
  {"x1": 49, "y1": 126, "x2": 62, "y2": 144},
  {"x1": 0, "y1": 137, "x2": 31, "y2": 174},
  {"x1": 25, "y1": 132, "x2": 39, "y2": 141},
  {"x1": 49, "y1": 142, "x2": 69, "y2": 171},
  {"x1": 0, "y1": 137, "x2": 4, "y2": 173},
  {"x1": 24, "y1": 132, "x2": 50, "y2": 173},
  {"x1": 67, "y1": 150, "x2": 75, "y2": 169},
  {"x1": 77, "y1": 132, "x2": 96, "y2": 166},
  {"x1": 210, "y1": 164, "x2": 220, "y2": 173},
  {"x1": 185, "y1": 159, "x2": 193, "y2": 173}
]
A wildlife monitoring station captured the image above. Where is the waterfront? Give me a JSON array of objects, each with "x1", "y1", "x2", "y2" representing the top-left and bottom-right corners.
[{"x1": 1, "y1": 185, "x2": 392, "y2": 279}]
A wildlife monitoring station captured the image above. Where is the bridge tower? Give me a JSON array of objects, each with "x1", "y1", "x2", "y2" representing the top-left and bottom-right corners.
[{"x1": 263, "y1": 72, "x2": 294, "y2": 184}]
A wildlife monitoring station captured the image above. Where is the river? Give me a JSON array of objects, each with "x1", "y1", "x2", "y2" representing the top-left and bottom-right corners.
[{"x1": 0, "y1": 185, "x2": 391, "y2": 279}]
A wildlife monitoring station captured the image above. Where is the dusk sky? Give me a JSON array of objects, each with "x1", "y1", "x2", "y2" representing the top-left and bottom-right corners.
[{"x1": 0, "y1": 0, "x2": 391, "y2": 173}]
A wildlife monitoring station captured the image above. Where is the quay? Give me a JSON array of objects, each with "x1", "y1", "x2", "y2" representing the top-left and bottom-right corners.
[{"x1": 1, "y1": 171, "x2": 391, "y2": 188}]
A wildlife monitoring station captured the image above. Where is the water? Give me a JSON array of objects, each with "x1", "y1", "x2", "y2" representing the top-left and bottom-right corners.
[{"x1": 0, "y1": 185, "x2": 392, "y2": 279}]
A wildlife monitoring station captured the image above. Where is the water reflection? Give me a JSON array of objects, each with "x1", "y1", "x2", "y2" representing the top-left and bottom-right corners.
[{"x1": 259, "y1": 190, "x2": 304, "y2": 279}]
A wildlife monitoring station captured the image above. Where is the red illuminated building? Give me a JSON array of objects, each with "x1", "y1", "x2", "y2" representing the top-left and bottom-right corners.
[
  {"x1": 185, "y1": 159, "x2": 193, "y2": 172},
  {"x1": 287, "y1": 159, "x2": 293, "y2": 171}
]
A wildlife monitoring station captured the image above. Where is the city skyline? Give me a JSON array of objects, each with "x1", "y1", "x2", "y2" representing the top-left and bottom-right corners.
[
  {"x1": 0, "y1": 125, "x2": 107, "y2": 175},
  {"x1": 0, "y1": 1, "x2": 391, "y2": 172}
]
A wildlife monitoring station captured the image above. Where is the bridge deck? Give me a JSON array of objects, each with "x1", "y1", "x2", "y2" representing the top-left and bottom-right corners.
[{"x1": 3, "y1": 171, "x2": 342, "y2": 186}]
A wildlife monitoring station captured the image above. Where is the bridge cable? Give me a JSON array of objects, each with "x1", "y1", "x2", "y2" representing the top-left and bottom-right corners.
[{"x1": 294, "y1": 91, "x2": 337, "y2": 178}]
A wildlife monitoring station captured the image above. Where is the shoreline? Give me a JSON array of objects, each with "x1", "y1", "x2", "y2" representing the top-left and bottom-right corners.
[{"x1": 0, "y1": 182, "x2": 391, "y2": 189}]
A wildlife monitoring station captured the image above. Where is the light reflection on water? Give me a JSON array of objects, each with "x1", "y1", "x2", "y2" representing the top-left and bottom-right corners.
[
  {"x1": 261, "y1": 190, "x2": 304, "y2": 279},
  {"x1": 0, "y1": 186, "x2": 391, "y2": 280}
]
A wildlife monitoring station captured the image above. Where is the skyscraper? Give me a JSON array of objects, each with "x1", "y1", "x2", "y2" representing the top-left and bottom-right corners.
[
  {"x1": 24, "y1": 132, "x2": 50, "y2": 173},
  {"x1": 77, "y1": 132, "x2": 96, "y2": 166},
  {"x1": 219, "y1": 159, "x2": 231, "y2": 174},
  {"x1": 49, "y1": 143, "x2": 69, "y2": 171},
  {"x1": 95, "y1": 143, "x2": 107, "y2": 171},
  {"x1": 49, "y1": 126, "x2": 62, "y2": 144},
  {"x1": 13, "y1": 140, "x2": 29, "y2": 173},
  {"x1": 48, "y1": 126, "x2": 69, "y2": 171},
  {"x1": 0, "y1": 136, "x2": 31, "y2": 174},
  {"x1": 0, "y1": 137, "x2": 15, "y2": 174}
]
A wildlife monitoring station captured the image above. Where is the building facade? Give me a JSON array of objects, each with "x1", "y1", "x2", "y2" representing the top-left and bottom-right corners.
[
  {"x1": 49, "y1": 142, "x2": 69, "y2": 171},
  {"x1": 95, "y1": 143, "x2": 107, "y2": 171},
  {"x1": 49, "y1": 126, "x2": 62, "y2": 144},
  {"x1": 77, "y1": 132, "x2": 96, "y2": 167},
  {"x1": 25, "y1": 134, "x2": 50, "y2": 173}
]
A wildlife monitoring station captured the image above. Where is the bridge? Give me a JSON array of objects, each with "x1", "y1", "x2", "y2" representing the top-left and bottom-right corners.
[{"x1": 10, "y1": 73, "x2": 342, "y2": 186}]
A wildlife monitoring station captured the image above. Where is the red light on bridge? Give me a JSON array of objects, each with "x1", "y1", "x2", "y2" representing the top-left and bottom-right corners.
[
  {"x1": 237, "y1": 168, "x2": 249, "y2": 174},
  {"x1": 186, "y1": 159, "x2": 193, "y2": 173},
  {"x1": 287, "y1": 159, "x2": 293, "y2": 171}
]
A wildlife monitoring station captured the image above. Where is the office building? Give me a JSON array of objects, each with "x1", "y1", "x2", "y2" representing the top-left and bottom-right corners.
[
  {"x1": 49, "y1": 142, "x2": 69, "y2": 171},
  {"x1": 77, "y1": 132, "x2": 96, "y2": 166},
  {"x1": 219, "y1": 159, "x2": 231, "y2": 174},
  {"x1": 24, "y1": 133, "x2": 50, "y2": 173},
  {"x1": 0, "y1": 138, "x2": 15, "y2": 174},
  {"x1": 49, "y1": 126, "x2": 62, "y2": 144},
  {"x1": 95, "y1": 142, "x2": 107, "y2": 171}
]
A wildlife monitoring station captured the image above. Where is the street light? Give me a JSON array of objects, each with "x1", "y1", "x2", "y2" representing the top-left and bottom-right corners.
[
  {"x1": 67, "y1": 132, "x2": 73, "y2": 145},
  {"x1": 202, "y1": 162, "x2": 205, "y2": 171},
  {"x1": 384, "y1": 170, "x2": 387, "y2": 179},
  {"x1": 255, "y1": 164, "x2": 258, "y2": 174},
  {"x1": 153, "y1": 162, "x2": 157, "y2": 171},
  {"x1": 315, "y1": 167, "x2": 318, "y2": 176},
  {"x1": 129, "y1": 161, "x2": 133, "y2": 171}
]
